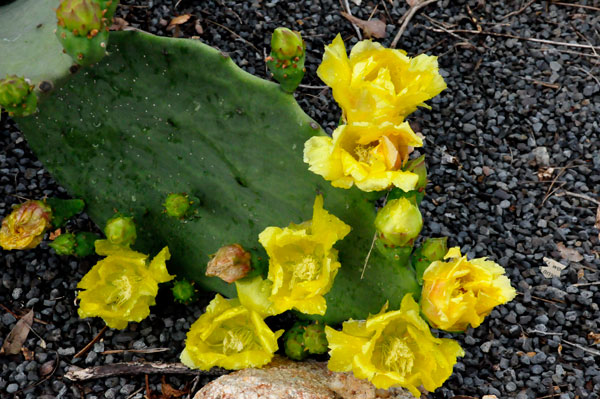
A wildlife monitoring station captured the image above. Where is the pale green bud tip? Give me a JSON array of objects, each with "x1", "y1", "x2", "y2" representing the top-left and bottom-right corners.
[
  {"x1": 163, "y1": 193, "x2": 191, "y2": 218},
  {"x1": 271, "y1": 27, "x2": 304, "y2": 58},
  {"x1": 0, "y1": 75, "x2": 37, "y2": 117},
  {"x1": 374, "y1": 198, "x2": 423, "y2": 247},
  {"x1": 56, "y1": 0, "x2": 104, "y2": 37},
  {"x1": 104, "y1": 214, "x2": 136, "y2": 246},
  {"x1": 49, "y1": 233, "x2": 76, "y2": 255},
  {"x1": 421, "y1": 237, "x2": 448, "y2": 261},
  {"x1": 171, "y1": 279, "x2": 196, "y2": 304},
  {"x1": 283, "y1": 323, "x2": 309, "y2": 361}
]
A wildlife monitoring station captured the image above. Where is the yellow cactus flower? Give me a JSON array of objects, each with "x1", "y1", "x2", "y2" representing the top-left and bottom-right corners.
[
  {"x1": 326, "y1": 294, "x2": 464, "y2": 397},
  {"x1": 421, "y1": 247, "x2": 517, "y2": 332},
  {"x1": 259, "y1": 195, "x2": 351, "y2": 315},
  {"x1": 304, "y1": 122, "x2": 421, "y2": 192},
  {"x1": 77, "y1": 246, "x2": 174, "y2": 329},
  {"x1": 0, "y1": 200, "x2": 52, "y2": 250},
  {"x1": 180, "y1": 294, "x2": 284, "y2": 370},
  {"x1": 318, "y1": 34, "x2": 446, "y2": 124}
]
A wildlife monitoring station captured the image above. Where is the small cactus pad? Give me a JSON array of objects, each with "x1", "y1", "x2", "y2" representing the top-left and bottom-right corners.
[
  {"x1": 163, "y1": 193, "x2": 191, "y2": 218},
  {"x1": 0, "y1": 75, "x2": 37, "y2": 117},
  {"x1": 266, "y1": 27, "x2": 306, "y2": 93},
  {"x1": 15, "y1": 30, "x2": 420, "y2": 323},
  {"x1": 171, "y1": 279, "x2": 197, "y2": 304}
]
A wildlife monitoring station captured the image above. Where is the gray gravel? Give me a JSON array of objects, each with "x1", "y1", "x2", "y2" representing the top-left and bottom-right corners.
[{"x1": 2, "y1": 0, "x2": 600, "y2": 398}]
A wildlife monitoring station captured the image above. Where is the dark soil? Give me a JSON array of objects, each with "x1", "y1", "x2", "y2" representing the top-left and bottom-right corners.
[{"x1": 1, "y1": 1, "x2": 600, "y2": 398}]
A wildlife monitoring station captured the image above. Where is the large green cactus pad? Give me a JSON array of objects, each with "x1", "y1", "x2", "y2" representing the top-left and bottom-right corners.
[
  {"x1": 15, "y1": 30, "x2": 419, "y2": 323},
  {"x1": 0, "y1": 0, "x2": 72, "y2": 90}
]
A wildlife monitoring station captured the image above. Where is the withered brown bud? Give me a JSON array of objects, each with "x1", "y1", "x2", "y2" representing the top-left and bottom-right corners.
[{"x1": 206, "y1": 243, "x2": 252, "y2": 283}]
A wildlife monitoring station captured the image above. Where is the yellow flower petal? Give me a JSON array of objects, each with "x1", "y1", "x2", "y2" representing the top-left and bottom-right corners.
[
  {"x1": 326, "y1": 294, "x2": 463, "y2": 396},
  {"x1": 421, "y1": 248, "x2": 517, "y2": 332},
  {"x1": 181, "y1": 294, "x2": 283, "y2": 371},
  {"x1": 259, "y1": 195, "x2": 350, "y2": 315},
  {"x1": 77, "y1": 246, "x2": 174, "y2": 329},
  {"x1": 0, "y1": 200, "x2": 52, "y2": 250}
]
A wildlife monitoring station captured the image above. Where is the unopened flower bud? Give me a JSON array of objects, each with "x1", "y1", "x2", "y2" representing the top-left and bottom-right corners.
[
  {"x1": 0, "y1": 200, "x2": 52, "y2": 250},
  {"x1": 303, "y1": 322, "x2": 328, "y2": 355},
  {"x1": 163, "y1": 193, "x2": 191, "y2": 218},
  {"x1": 171, "y1": 278, "x2": 197, "y2": 304},
  {"x1": 56, "y1": 0, "x2": 103, "y2": 36},
  {"x1": 49, "y1": 233, "x2": 77, "y2": 255},
  {"x1": 206, "y1": 243, "x2": 251, "y2": 283},
  {"x1": 421, "y1": 237, "x2": 447, "y2": 261},
  {"x1": 374, "y1": 197, "x2": 422, "y2": 247},
  {"x1": 271, "y1": 27, "x2": 303, "y2": 58},
  {"x1": 104, "y1": 214, "x2": 136, "y2": 247},
  {"x1": 283, "y1": 321, "x2": 309, "y2": 361},
  {"x1": 0, "y1": 75, "x2": 37, "y2": 117}
]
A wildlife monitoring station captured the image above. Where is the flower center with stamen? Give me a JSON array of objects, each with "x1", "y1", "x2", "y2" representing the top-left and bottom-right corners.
[
  {"x1": 222, "y1": 327, "x2": 254, "y2": 354},
  {"x1": 291, "y1": 254, "x2": 321, "y2": 284},
  {"x1": 107, "y1": 275, "x2": 133, "y2": 306},
  {"x1": 354, "y1": 144, "x2": 376, "y2": 164},
  {"x1": 379, "y1": 336, "x2": 414, "y2": 375}
]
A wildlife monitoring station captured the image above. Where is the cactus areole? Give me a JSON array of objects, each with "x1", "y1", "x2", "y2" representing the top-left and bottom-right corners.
[{"x1": 14, "y1": 30, "x2": 420, "y2": 324}]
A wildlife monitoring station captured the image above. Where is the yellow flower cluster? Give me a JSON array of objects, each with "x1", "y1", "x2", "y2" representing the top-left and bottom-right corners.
[
  {"x1": 180, "y1": 294, "x2": 284, "y2": 371},
  {"x1": 304, "y1": 34, "x2": 445, "y2": 192},
  {"x1": 421, "y1": 247, "x2": 517, "y2": 332},
  {"x1": 77, "y1": 246, "x2": 174, "y2": 329},
  {"x1": 326, "y1": 294, "x2": 463, "y2": 397},
  {"x1": 0, "y1": 200, "x2": 52, "y2": 250}
]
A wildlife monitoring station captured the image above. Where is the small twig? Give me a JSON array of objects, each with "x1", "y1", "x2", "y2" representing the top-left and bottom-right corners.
[
  {"x1": 298, "y1": 84, "x2": 329, "y2": 89},
  {"x1": 391, "y1": 0, "x2": 438, "y2": 48},
  {"x1": 541, "y1": 162, "x2": 575, "y2": 206},
  {"x1": 551, "y1": 1, "x2": 600, "y2": 12},
  {"x1": 574, "y1": 66, "x2": 600, "y2": 86},
  {"x1": 341, "y1": 0, "x2": 362, "y2": 40},
  {"x1": 127, "y1": 387, "x2": 145, "y2": 399},
  {"x1": 541, "y1": 46, "x2": 600, "y2": 59},
  {"x1": 500, "y1": 0, "x2": 537, "y2": 20},
  {"x1": 14, "y1": 351, "x2": 59, "y2": 394},
  {"x1": 561, "y1": 339, "x2": 600, "y2": 357},
  {"x1": 572, "y1": 281, "x2": 600, "y2": 287},
  {"x1": 101, "y1": 348, "x2": 170, "y2": 355},
  {"x1": 422, "y1": 15, "x2": 473, "y2": 43},
  {"x1": 527, "y1": 329, "x2": 563, "y2": 336},
  {"x1": 73, "y1": 325, "x2": 108, "y2": 359},
  {"x1": 425, "y1": 27, "x2": 600, "y2": 52},
  {"x1": 205, "y1": 19, "x2": 260, "y2": 54},
  {"x1": 517, "y1": 76, "x2": 561, "y2": 89},
  {"x1": 555, "y1": 190, "x2": 600, "y2": 205},
  {"x1": 145, "y1": 374, "x2": 151, "y2": 398},
  {"x1": 0, "y1": 304, "x2": 48, "y2": 325},
  {"x1": 517, "y1": 291, "x2": 566, "y2": 305},
  {"x1": 64, "y1": 362, "x2": 224, "y2": 381}
]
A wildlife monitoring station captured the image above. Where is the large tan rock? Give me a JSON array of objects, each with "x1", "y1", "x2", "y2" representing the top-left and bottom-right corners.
[{"x1": 194, "y1": 356, "x2": 416, "y2": 399}]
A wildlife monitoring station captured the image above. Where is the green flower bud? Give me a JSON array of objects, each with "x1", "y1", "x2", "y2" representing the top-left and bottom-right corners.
[
  {"x1": 104, "y1": 214, "x2": 136, "y2": 247},
  {"x1": 267, "y1": 27, "x2": 306, "y2": 93},
  {"x1": 0, "y1": 75, "x2": 37, "y2": 117},
  {"x1": 374, "y1": 198, "x2": 422, "y2": 247},
  {"x1": 49, "y1": 233, "x2": 77, "y2": 255},
  {"x1": 56, "y1": 0, "x2": 103, "y2": 37},
  {"x1": 163, "y1": 193, "x2": 191, "y2": 218},
  {"x1": 303, "y1": 322, "x2": 328, "y2": 355},
  {"x1": 74, "y1": 231, "x2": 100, "y2": 257},
  {"x1": 421, "y1": 237, "x2": 448, "y2": 261},
  {"x1": 171, "y1": 278, "x2": 197, "y2": 304},
  {"x1": 283, "y1": 321, "x2": 309, "y2": 361}
]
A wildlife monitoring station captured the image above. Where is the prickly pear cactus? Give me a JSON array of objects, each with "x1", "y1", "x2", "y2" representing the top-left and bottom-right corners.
[{"x1": 3, "y1": 4, "x2": 419, "y2": 323}]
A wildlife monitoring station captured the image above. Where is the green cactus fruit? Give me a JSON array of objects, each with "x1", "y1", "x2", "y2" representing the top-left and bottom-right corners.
[
  {"x1": 283, "y1": 321, "x2": 309, "y2": 361},
  {"x1": 14, "y1": 30, "x2": 421, "y2": 324},
  {"x1": 104, "y1": 214, "x2": 136, "y2": 247},
  {"x1": 74, "y1": 231, "x2": 100, "y2": 257},
  {"x1": 0, "y1": 75, "x2": 37, "y2": 117},
  {"x1": 97, "y1": 0, "x2": 118, "y2": 20},
  {"x1": 412, "y1": 237, "x2": 448, "y2": 284},
  {"x1": 163, "y1": 193, "x2": 191, "y2": 218},
  {"x1": 56, "y1": 0, "x2": 110, "y2": 66},
  {"x1": 171, "y1": 279, "x2": 197, "y2": 304},
  {"x1": 375, "y1": 197, "x2": 423, "y2": 248},
  {"x1": 266, "y1": 27, "x2": 305, "y2": 93},
  {"x1": 302, "y1": 322, "x2": 328, "y2": 355},
  {"x1": 45, "y1": 198, "x2": 85, "y2": 228},
  {"x1": 49, "y1": 233, "x2": 77, "y2": 255}
]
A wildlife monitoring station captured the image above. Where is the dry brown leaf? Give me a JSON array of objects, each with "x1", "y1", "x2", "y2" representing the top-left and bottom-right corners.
[
  {"x1": 340, "y1": 12, "x2": 387, "y2": 39},
  {"x1": 110, "y1": 17, "x2": 129, "y2": 31},
  {"x1": 537, "y1": 167, "x2": 554, "y2": 181},
  {"x1": 1, "y1": 310, "x2": 33, "y2": 356},
  {"x1": 161, "y1": 376, "x2": 188, "y2": 398},
  {"x1": 168, "y1": 14, "x2": 191, "y2": 28},
  {"x1": 21, "y1": 347, "x2": 34, "y2": 361},
  {"x1": 49, "y1": 228, "x2": 62, "y2": 240},
  {"x1": 406, "y1": 0, "x2": 419, "y2": 6},
  {"x1": 195, "y1": 21, "x2": 204, "y2": 35},
  {"x1": 588, "y1": 332, "x2": 600, "y2": 345},
  {"x1": 556, "y1": 242, "x2": 584, "y2": 263},
  {"x1": 39, "y1": 359, "x2": 56, "y2": 377}
]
